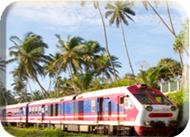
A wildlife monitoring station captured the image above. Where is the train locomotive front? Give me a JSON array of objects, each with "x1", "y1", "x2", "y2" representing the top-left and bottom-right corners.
[{"x1": 126, "y1": 84, "x2": 179, "y2": 136}]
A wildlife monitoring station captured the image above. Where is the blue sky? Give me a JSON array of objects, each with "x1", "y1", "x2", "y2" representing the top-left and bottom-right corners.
[{"x1": 1, "y1": 0, "x2": 189, "y2": 91}]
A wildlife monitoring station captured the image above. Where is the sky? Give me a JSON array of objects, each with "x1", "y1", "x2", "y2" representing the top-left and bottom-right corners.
[{"x1": 0, "y1": 0, "x2": 189, "y2": 92}]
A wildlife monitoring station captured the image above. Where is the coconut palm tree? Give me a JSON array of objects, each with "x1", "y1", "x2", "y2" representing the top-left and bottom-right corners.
[
  {"x1": 81, "y1": 1, "x2": 117, "y2": 80},
  {"x1": 105, "y1": 1, "x2": 135, "y2": 75},
  {"x1": 95, "y1": 53, "x2": 122, "y2": 81},
  {"x1": 7, "y1": 32, "x2": 50, "y2": 98},
  {"x1": 82, "y1": 40, "x2": 105, "y2": 72},
  {"x1": 134, "y1": 0, "x2": 184, "y2": 69},
  {"x1": 45, "y1": 52, "x2": 62, "y2": 94},
  {"x1": 14, "y1": 90, "x2": 32, "y2": 103},
  {"x1": 53, "y1": 77, "x2": 73, "y2": 96},
  {"x1": 68, "y1": 72, "x2": 95, "y2": 93},
  {"x1": 0, "y1": 58, "x2": 7, "y2": 105},
  {"x1": 173, "y1": 42, "x2": 184, "y2": 69},
  {"x1": 54, "y1": 34, "x2": 89, "y2": 93},
  {"x1": 31, "y1": 90, "x2": 43, "y2": 101}
]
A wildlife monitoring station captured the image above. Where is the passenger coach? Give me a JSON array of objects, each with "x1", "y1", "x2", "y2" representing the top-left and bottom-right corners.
[{"x1": 0, "y1": 84, "x2": 179, "y2": 136}]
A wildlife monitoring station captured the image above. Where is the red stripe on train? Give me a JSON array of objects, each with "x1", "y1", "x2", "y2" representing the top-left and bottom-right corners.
[{"x1": 149, "y1": 113, "x2": 173, "y2": 118}]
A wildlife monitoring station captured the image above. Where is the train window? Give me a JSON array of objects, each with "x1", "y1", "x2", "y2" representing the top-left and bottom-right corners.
[
  {"x1": 49, "y1": 104, "x2": 53, "y2": 116},
  {"x1": 32, "y1": 107, "x2": 34, "y2": 115},
  {"x1": 108, "y1": 102, "x2": 111, "y2": 116},
  {"x1": 29, "y1": 107, "x2": 31, "y2": 114},
  {"x1": 39, "y1": 106, "x2": 41, "y2": 114},
  {"x1": 36, "y1": 107, "x2": 38, "y2": 114},
  {"x1": 23, "y1": 108, "x2": 25, "y2": 115},
  {"x1": 151, "y1": 95, "x2": 172, "y2": 105},
  {"x1": 134, "y1": 94, "x2": 155, "y2": 104},
  {"x1": 60, "y1": 104, "x2": 62, "y2": 114},
  {"x1": 91, "y1": 100, "x2": 95, "y2": 112},
  {"x1": 45, "y1": 105, "x2": 48, "y2": 114},
  {"x1": 2, "y1": 110, "x2": 6, "y2": 116},
  {"x1": 136, "y1": 89, "x2": 155, "y2": 94},
  {"x1": 19, "y1": 108, "x2": 23, "y2": 115},
  {"x1": 120, "y1": 97, "x2": 124, "y2": 104},
  {"x1": 55, "y1": 104, "x2": 58, "y2": 116}
]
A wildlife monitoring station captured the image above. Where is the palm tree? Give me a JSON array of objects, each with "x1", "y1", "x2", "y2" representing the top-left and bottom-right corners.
[
  {"x1": 82, "y1": 40, "x2": 105, "y2": 72},
  {"x1": 95, "y1": 53, "x2": 122, "y2": 81},
  {"x1": 173, "y1": 38, "x2": 184, "y2": 69},
  {"x1": 127, "y1": 68, "x2": 160, "y2": 88},
  {"x1": 54, "y1": 34, "x2": 88, "y2": 93},
  {"x1": 52, "y1": 76, "x2": 73, "y2": 96},
  {"x1": 0, "y1": 88, "x2": 16, "y2": 106},
  {"x1": 0, "y1": 58, "x2": 7, "y2": 106},
  {"x1": 135, "y1": 0, "x2": 184, "y2": 69},
  {"x1": 31, "y1": 90, "x2": 43, "y2": 101},
  {"x1": 69, "y1": 72, "x2": 95, "y2": 93},
  {"x1": 105, "y1": 1, "x2": 135, "y2": 75},
  {"x1": 7, "y1": 32, "x2": 50, "y2": 98},
  {"x1": 81, "y1": 1, "x2": 117, "y2": 80},
  {"x1": 45, "y1": 52, "x2": 62, "y2": 94},
  {"x1": 14, "y1": 90, "x2": 31, "y2": 103}
]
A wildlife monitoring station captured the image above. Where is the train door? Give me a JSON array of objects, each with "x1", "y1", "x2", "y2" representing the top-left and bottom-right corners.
[
  {"x1": 78, "y1": 101, "x2": 84, "y2": 120},
  {"x1": 19, "y1": 108, "x2": 23, "y2": 121},
  {"x1": 41, "y1": 105, "x2": 45, "y2": 121},
  {"x1": 97, "y1": 98, "x2": 104, "y2": 121},
  {"x1": 63, "y1": 103, "x2": 65, "y2": 120},
  {"x1": 2, "y1": 109, "x2": 6, "y2": 120},
  {"x1": 118, "y1": 96, "x2": 125, "y2": 123},
  {"x1": 2, "y1": 109, "x2": 6, "y2": 126}
]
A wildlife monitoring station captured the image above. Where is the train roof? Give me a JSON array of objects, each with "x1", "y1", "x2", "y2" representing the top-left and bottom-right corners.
[
  {"x1": 0, "y1": 102, "x2": 29, "y2": 110},
  {"x1": 76, "y1": 86, "x2": 128, "y2": 99},
  {"x1": 29, "y1": 95, "x2": 76, "y2": 106},
  {"x1": 1, "y1": 85, "x2": 142, "y2": 109}
]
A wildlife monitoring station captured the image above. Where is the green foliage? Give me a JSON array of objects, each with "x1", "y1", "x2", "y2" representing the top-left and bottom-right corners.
[
  {"x1": 166, "y1": 85, "x2": 189, "y2": 122},
  {"x1": 167, "y1": 91, "x2": 183, "y2": 121},
  {"x1": 4, "y1": 126, "x2": 105, "y2": 137},
  {"x1": 88, "y1": 78, "x2": 135, "y2": 92},
  {"x1": 182, "y1": 18, "x2": 189, "y2": 48}
]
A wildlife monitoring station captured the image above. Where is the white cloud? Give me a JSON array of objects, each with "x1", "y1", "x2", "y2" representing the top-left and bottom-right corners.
[{"x1": 8, "y1": 1, "x2": 101, "y2": 28}]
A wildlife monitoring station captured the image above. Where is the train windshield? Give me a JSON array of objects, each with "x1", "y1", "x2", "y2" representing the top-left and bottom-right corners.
[
  {"x1": 134, "y1": 94, "x2": 155, "y2": 104},
  {"x1": 151, "y1": 95, "x2": 172, "y2": 105}
]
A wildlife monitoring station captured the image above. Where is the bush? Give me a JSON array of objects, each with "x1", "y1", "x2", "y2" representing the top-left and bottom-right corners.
[{"x1": 166, "y1": 85, "x2": 189, "y2": 127}]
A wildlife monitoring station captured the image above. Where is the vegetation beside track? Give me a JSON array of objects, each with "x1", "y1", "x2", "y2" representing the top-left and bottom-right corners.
[{"x1": 4, "y1": 126, "x2": 106, "y2": 137}]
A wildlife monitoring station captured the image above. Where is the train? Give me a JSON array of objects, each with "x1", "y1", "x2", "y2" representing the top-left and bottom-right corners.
[{"x1": 0, "y1": 84, "x2": 179, "y2": 136}]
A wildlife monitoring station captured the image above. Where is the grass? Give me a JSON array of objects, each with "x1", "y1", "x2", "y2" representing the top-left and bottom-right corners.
[{"x1": 4, "y1": 126, "x2": 106, "y2": 137}]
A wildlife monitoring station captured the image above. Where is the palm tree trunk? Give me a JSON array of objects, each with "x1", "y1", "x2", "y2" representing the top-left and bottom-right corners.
[
  {"x1": 35, "y1": 77, "x2": 49, "y2": 98},
  {"x1": 165, "y1": 0, "x2": 176, "y2": 36},
  {"x1": 147, "y1": 1, "x2": 175, "y2": 37},
  {"x1": 68, "y1": 63, "x2": 78, "y2": 94},
  {"x1": 147, "y1": 1, "x2": 186, "y2": 71},
  {"x1": 119, "y1": 18, "x2": 135, "y2": 75},
  {"x1": 24, "y1": 82, "x2": 28, "y2": 102},
  {"x1": 95, "y1": 1, "x2": 117, "y2": 80},
  {"x1": 178, "y1": 50, "x2": 183, "y2": 70},
  {"x1": 184, "y1": 48, "x2": 189, "y2": 57},
  {"x1": 28, "y1": 82, "x2": 35, "y2": 101}
]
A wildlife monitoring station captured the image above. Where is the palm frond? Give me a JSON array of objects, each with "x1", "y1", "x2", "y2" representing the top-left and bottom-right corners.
[{"x1": 105, "y1": 3, "x2": 115, "y2": 9}]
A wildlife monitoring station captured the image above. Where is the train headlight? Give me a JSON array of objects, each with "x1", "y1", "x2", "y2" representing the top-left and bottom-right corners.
[
  {"x1": 170, "y1": 106, "x2": 177, "y2": 111},
  {"x1": 145, "y1": 106, "x2": 153, "y2": 111}
]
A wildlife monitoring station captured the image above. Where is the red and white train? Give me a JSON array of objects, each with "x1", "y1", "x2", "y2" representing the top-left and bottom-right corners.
[{"x1": 0, "y1": 84, "x2": 179, "y2": 136}]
